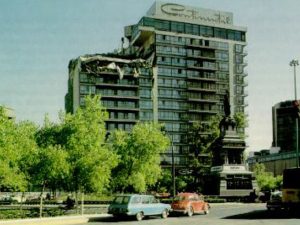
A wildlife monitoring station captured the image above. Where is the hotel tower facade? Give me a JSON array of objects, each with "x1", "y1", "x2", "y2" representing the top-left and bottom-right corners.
[{"x1": 66, "y1": 2, "x2": 248, "y2": 171}]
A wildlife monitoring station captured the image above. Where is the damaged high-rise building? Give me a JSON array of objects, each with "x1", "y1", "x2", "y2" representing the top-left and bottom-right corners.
[{"x1": 65, "y1": 1, "x2": 248, "y2": 171}]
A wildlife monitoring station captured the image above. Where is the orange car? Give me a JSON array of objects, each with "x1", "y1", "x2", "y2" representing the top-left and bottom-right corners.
[{"x1": 171, "y1": 192, "x2": 210, "y2": 216}]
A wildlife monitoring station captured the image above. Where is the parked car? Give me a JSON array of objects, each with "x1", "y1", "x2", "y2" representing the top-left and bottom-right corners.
[
  {"x1": 108, "y1": 194, "x2": 171, "y2": 221},
  {"x1": 171, "y1": 192, "x2": 210, "y2": 216},
  {"x1": 266, "y1": 190, "x2": 283, "y2": 211}
]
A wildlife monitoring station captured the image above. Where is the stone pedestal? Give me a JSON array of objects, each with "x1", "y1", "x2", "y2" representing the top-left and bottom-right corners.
[{"x1": 207, "y1": 116, "x2": 257, "y2": 198}]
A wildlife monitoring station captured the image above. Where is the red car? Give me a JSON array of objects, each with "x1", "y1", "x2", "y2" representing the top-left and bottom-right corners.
[{"x1": 171, "y1": 192, "x2": 210, "y2": 216}]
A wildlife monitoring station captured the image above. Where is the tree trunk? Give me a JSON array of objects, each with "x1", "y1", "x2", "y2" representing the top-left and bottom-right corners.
[
  {"x1": 39, "y1": 184, "x2": 45, "y2": 218},
  {"x1": 81, "y1": 192, "x2": 84, "y2": 215},
  {"x1": 75, "y1": 191, "x2": 79, "y2": 214},
  {"x1": 19, "y1": 192, "x2": 25, "y2": 214}
]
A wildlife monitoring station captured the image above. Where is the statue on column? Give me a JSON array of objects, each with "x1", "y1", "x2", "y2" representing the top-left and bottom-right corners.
[{"x1": 224, "y1": 90, "x2": 231, "y2": 117}]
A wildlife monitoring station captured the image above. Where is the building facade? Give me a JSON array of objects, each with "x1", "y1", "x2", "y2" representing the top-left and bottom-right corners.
[
  {"x1": 66, "y1": 2, "x2": 248, "y2": 170},
  {"x1": 272, "y1": 100, "x2": 300, "y2": 152},
  {"x1": 248, "y1": 151, "x2": 299, "y2": 176}
]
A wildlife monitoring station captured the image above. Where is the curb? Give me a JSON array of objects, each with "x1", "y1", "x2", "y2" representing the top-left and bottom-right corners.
[{"x1": 0, "y1": 214, "x2": 110, "y2": 225}]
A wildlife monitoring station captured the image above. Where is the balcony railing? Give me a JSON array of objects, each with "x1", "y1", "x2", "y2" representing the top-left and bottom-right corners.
[
  {"x1": 188, "y1": 98, "x2": 218, "y2": 103},
  {"x1": 187, "y1": 86, "x2": 217, "y2": 92},
  {"x1": 187, "y1": 65, "x2": 216, "y2": 71},
  {"x1": 186, "y1": 54, "x2": 216, "y2": 61},
  {"x1": 187, "y1": 75, "x2": 217, "y2": 82},
  {"x1": 186, "y1": 43, "x2": 216, "y2": 50},
  {"x1": 188, "y1": 109, "x2": 218, "y2": 114},
  {"x1": 105, "y1": 107, "x2": 140, "y2": 111},
  {"x1": 107, "y1": 118, "x2": 137, "y2": 123},
  {"x1": 96, "y1": 83, "x2": 139, "y2": 89},
  {"x1": 101, "y1": 95, "x2": 140, "y2": 100}
]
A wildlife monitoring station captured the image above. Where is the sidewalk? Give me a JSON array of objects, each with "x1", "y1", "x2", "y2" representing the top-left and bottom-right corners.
[{"x1": 0, "y1": 214, "x2": 110, "y2": 225}]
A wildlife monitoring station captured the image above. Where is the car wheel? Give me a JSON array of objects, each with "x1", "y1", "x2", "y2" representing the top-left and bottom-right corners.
[
  {"x1": 136, "y1": 212, "x2": 143, "y2": 221},
  {"x1": 204, "y1": 205, "x2": 210, "y2": 215},
  {"x1": 161, "y1": 209, "x2": 168, "y2": 219},
  {"x1": 187, "y1": 206, "x2": 194, "y2": 217}
]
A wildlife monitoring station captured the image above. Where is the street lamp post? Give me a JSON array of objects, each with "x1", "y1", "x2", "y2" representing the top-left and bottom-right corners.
[
  {"x1": 171, "y1": 138, "x2": 176, "y2": 197},
  {"x1": 290, "y1": 59, "x2": 299, "y2": 168},
  {"x1": 162, "y1": 126, "x2": 176, "y2": 197}
]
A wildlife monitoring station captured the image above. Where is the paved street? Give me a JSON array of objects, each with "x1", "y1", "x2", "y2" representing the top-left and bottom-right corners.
[{"x1": 76, "y1": 203, "x2": 300, "y2": 225}]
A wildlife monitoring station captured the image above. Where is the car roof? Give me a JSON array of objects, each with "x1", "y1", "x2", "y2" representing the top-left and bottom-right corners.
[
  {"x1": 114, "y1": 194, "x2": 155, "y2": 197},
  {"x1": 177, "y1": 192, "x2": 198, "y2": 196}
]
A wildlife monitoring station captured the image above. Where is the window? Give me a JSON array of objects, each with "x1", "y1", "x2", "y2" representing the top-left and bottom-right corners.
[
  {"x1": 131, "y1": 196, "x2": 142, "y2": 204},
  {"x1": 200, "y1": 26, "x2": 213, "y2": 37},
  {"x1": 228, "y1": 30, "x2": 235, "y2": 40},
  {"x1": 142, "y1": 196, "x2": 151, "y2": 204},
  {"x1": 219, "y1": 62, "x2": 229, "y2": 71},
  {"x1": 80, "y1": 97, "x2": 85, "y2": 106},
  {"x1": 236, "y1": 65, "x2": 244, "y2": 73},
  {"x1": 235, "y1": 44, "x2": 243, "y2": 53},
  {"x1": 171, "y1": 21, "x2": 184, "y2": 33},
  {"x1": 214, "y1": 28, "x2": 227, "y2": 39},
  {"x1": 216, "y1": 51, "x2": 229, "y2": 61},
  {"x1": 110, "y1": 112, "x2": 115, "y2": 119},
  {"x1": 140, "y1": 100, "x2": 152, "y2": 109},
  {"x1": 140, "y1": 111, "x2": 153, "y2": 120},
  {"x1": 140, "y1": 89, "x2": 151, "y2": 97},
  {"x1": 80, "y1": 73, "x2": 88, "y2": 82},
  {"x1": 80, "y1": 85, "x2": 95, "y2": 94},
  {"x1": 108, "y1": 123, "x2": 115, "y2": 130},
  {"x1": 235, "y1": 54, "x2": 243, "y2": 64},
  {"x1": 141, "y1": 17, "x2": 246, "y2": 42}
]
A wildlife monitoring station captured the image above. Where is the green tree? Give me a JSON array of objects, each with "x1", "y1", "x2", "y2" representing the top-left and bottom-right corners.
[
  {"x1": 153, "y1": 169, "x2": 172, "y2": 193},
  {"x1": 188, "y1": 115, "x2": 221, "y2": 191},
  {"x1": 35, "y1": 114, "x2": 71, "y2": 148},
  {"x1": 0, "y1": 107, "x2": 37, "y2": 192},
  {"x1": 30, "y1": 145, "x2": 69, "y2": 217},
  {"x1": 233, "y1": 112, "x2": 248, "y2": 139},
  {"x1": 35, "y1": 114, "x2": 73, "y2": 194},
  {"x1": 62, "y1": 95, "x2": 118, "y2": 211},
  {"x1": 109, "y1": 122, "x2": 169, "y2": 193},
  {"x1": 253, "y1": 163, "x2": 282, "y2": 191}
]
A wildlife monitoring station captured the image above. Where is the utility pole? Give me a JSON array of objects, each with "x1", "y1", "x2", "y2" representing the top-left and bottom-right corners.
[{"x1": 290, "y1": 59, "x2": 299, "y2": 168}]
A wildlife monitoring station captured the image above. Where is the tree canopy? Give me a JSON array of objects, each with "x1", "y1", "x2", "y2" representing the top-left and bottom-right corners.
[
  {"x1": 62, "y1": 95, "x2": 118, "y2": 193},
  {"x1": 253, "y1": 163, "x2": 282, "y2": 191},
  {"x1": 0, "y1": 107, "x2": 37, "y2": 191},
  {"x1": 109, "y1": 122, "x2": 169, "y2": 193}
]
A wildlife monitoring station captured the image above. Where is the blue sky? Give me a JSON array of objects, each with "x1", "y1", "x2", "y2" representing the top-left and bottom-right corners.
[{"x1": 1, "y1": 0, "x2": 300, "y2": 152}]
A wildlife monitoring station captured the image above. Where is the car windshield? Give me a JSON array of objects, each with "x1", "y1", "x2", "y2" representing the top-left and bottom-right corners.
[{"x1": 112, "y1": 196, "x2": 130, "y2": 204}]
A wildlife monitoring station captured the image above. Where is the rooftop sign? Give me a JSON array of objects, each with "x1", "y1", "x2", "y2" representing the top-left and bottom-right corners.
[{"x1": 147, "y1": 2, "x2": 233, "y2": 26}]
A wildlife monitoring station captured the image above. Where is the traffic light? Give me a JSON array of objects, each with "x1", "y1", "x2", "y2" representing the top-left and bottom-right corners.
[{"x1": 292, "y1": 100, "x2": 300, "y2": 118}]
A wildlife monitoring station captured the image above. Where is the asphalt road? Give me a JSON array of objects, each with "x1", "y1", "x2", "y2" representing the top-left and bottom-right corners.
[{"x1": 76, "y1": 203, "x2": 300, "y2": 225}]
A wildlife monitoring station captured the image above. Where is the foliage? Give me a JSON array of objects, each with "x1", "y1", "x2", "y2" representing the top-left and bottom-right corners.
[
  {"x1": 0, "y1": 208, "x2": 65, "y2": 219},
  {"x1": 30, "y1": 145, "x2": 69, "y2": 190},
  {"x1": 233, "y1": 112, "x2": 248, "y2": 139},
  {"x1": 189, "y1": 115, "x2": 221, "y2": 157},
  {"x1": 153, "y1": 169, "x2": 172, "y2": 193},
  {"x1": 35, "y1": 114, "x2": 71, "y2": 148},
  {"x1": 109, "y1": 122, "x2": 169, "y2": 193},
  {"x1": 62, "y1": 95, "x2": 118, "y2": 193},
  {"x1": 175, "y1": 175, "x2": 194, "y2": 193},
  {"x1": 186, "y1": 115, "x2": 221, "y2": 192},
  {"x1": 253, "y1": 164, "x2": 283, "y2": 191},
  {"x1": 0, "y1": 107, "x2": 38, "y2": 191}
]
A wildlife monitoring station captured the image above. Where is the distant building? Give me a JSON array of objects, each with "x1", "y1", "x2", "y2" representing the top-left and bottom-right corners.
[
  {"x1": 247, "y1": 150, "x2": 298, "y2": 176},
  {"x1": 66, "y1": 2, "x2": 248, "y2": 169},
  {"x1": 246, "y1": 99, "x2": 300, "y2": 176},
  {"x1": 0, "y1": 106, "x2": 15, "y2": 119},
  {"x1": 272, "y1": 100, "x2": 300, "y2": 152}
]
